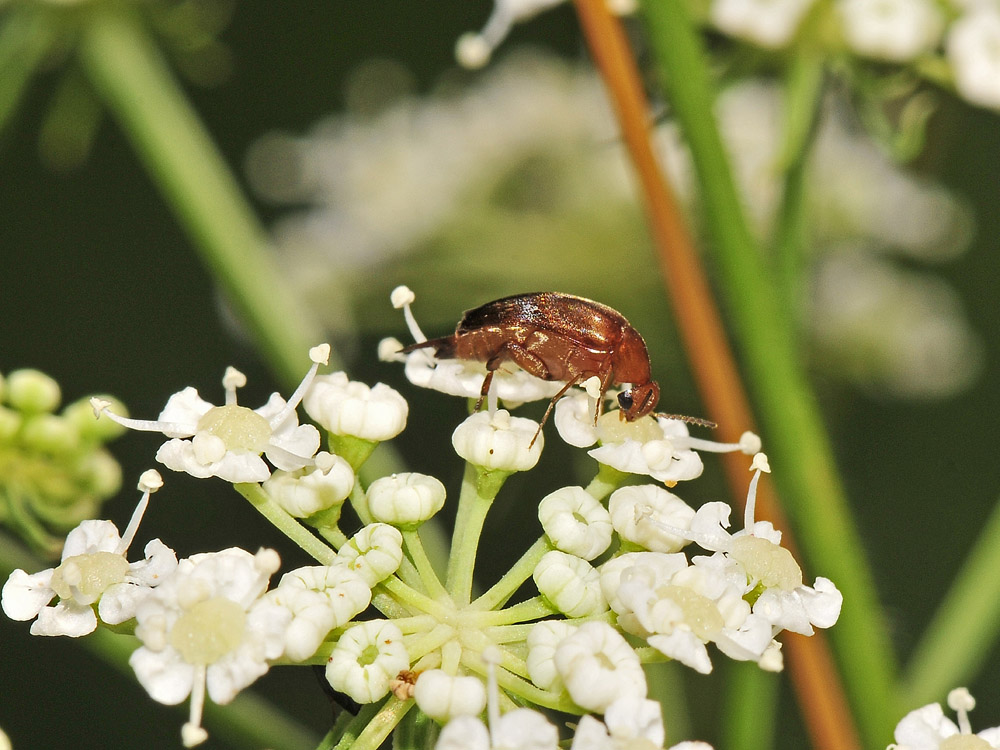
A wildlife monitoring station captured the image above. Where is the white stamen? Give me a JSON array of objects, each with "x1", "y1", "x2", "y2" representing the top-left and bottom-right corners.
[
  {"x1": 182, "y1": 665, "x2": 208, "y2": 747},
  {"x1": 309, "y1": 344, "x2": 331, "y2": 366},
  {"x1": 391, "y1": 287, "x2": 428, "y2": 345},
  {"x1": 89, "y1": 399, "x2": 194, "y2": 436},
  {"x1": 948, "y1": 688, "x2": 976, "y2": 734},
  {"x1": 222, "y1": 367, "x2": 247, "y2": 405},
  {"x1": 117, "y1": 471, "x2": 161, "y2": 555},
  {"x1": 269, "y1": 355, "x2": 323, "y2": 430}
]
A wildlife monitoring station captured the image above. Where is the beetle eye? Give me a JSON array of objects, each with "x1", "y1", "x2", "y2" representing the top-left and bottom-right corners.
[{"x1": 617, "y1": 390, "x2": 634, "y2": 411}]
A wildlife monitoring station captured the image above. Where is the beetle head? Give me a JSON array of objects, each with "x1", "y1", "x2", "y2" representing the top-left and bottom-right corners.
[{"x1": 617, "y1": 381, "x2": 659, "y2": 421}]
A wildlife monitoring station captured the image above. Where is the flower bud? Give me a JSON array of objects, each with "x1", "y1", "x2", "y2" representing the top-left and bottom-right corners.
[
  {"x1": 533, "y1": 550, "x2": 607, "y2": 618},
  {"x1": 304, "y1": 372, "x2": 408, "y2": 442},
  {"x1": 367, "y1": 472, "x2": 446, "y2": 527},
  {"x1": 413, "y1": 669, "x2": 487, "y2": 721},
  {"x1": 6, "y1": 369, "x2": 61, "y2": 413},
  {"x1": 263, "y1": 452, "x2": 355, "y2": 518},
  {"x1": 20, "y1": 414, "x2": 80, "y2": 455},
  {"x1": 326, "y1": 620, "x2": 409, "y2": 704},
  {"x1": 537, "y1": 486, "x2": 612, "y2": 561},
  {"x1": 554, "y1": 622, "x2": 646, "y2": 712},
  {"x1": 526, "y1": 620, "x2": 577, "y2": 691},
  {"x1": 336, "y1": 523, "x2": 403, "y2": 586},
  {"x1": 452, "y1": 410, "x2": 542, "y2": 472}
]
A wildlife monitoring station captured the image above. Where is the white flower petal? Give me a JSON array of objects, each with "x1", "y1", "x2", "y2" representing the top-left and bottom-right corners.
[
  {"x1": 30, "y1": 600, "x2": 98, "y2": 637},
  {"x1": 2, "y1": 568, "x2": 55, "y2": 620}
]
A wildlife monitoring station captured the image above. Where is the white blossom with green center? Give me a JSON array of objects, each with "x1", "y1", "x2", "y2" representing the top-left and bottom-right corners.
[
  {"x1": 91, "y1": 346, "x2": 330, "y2": 483},
  {"x1": 129, "y1": 547, "x2": 288, "y2": 745},
  {"x1": 2, "y1": 475, "x2": 175, "y2": 637}
]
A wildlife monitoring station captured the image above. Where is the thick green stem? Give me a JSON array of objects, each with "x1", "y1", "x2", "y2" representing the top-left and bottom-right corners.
[
  {"x1": 445, "y1": 463, "x2": 505, "y2": 604},
  {"x1": 76, "y1": 7, "x2": 326, "y2": 388},
  {"x1": 639, "y1": 0, "x2": 898, "y2": 742}
]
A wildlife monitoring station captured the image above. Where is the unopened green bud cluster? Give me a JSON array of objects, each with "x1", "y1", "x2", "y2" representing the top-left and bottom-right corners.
[{"x1": 0, "y1": 368, "x2": 125, "y2": 556}]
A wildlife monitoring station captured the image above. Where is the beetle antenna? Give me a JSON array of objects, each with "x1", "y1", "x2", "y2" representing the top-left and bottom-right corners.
[{"x1": 654, "y1": 412, "x2": 718, "y2": 429}]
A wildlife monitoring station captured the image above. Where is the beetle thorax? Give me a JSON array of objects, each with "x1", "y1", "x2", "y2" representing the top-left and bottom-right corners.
[{"x1": 611, "y1": 327, "x2": 652, "y2": 386}]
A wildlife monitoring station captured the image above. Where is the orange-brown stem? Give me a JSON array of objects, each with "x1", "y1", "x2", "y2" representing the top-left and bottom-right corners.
[{"x1": 570, "y1": 1, "x2": 859, "y2": 748}]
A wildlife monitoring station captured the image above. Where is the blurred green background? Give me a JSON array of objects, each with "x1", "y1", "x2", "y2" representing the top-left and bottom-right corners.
[{"x1": 1, "y1": 2, "x2": 999, "y2": 748}]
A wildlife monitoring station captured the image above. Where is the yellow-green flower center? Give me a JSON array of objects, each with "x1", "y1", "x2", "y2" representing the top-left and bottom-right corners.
[
  {"x1": 170, "y1": 597, "x2": 247, "y2": 665},
  {"x1": 595, "y1": 411, "x2": 661, "y2": 443},
  {"x1": 660, "y1": 585, "x2": 724, "y2": 639},
  {"x1": 50, "y1": 551, "x2": 130, "y2": 603},
  {"x1": 730, "y1": 536, "x2": 803, "y2": 591},
  {"x1": 196, "y1": 405, "x2": 272, "y2": 453}
]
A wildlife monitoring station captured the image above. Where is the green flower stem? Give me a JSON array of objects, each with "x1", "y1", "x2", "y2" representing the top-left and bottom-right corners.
[
  {"x1": 405, "y1": 622, "x2": 456, "y2": 663},
  {"x1": 402, "y1": 528, "x2": 449, "y2": 601},
  {"x1": 235, "y1": 483, "x2": 337, "y2": 565},
  {"x1": 376, "y1": 575, "x2": 452, "y2": 620},
  {"x1": 476, "y1": 596, "x2": 556, "y2": 626},
  {"x1": 371, "y1": 590, "x2": 411, "y2": 620},
  {"x1": 328, "y1": 701, "x2": 383, "y2": 750},
  {"x1": 76, "y1": 6, "x2": 326, "y2": 389},
  {"x1": 446, "y1": 463, "x2": 505, "y2": 604},
  {"x1": 316, "y1": 709, "x2": 358, "y2": 750},
  {"x1": 382, "y1": 614, "x2": 439, "y2": 636},
  {"x1": 584, "y1": 462, "x2": 627, "y2": 501},
  {"x1": 459, "y1": 653, "x2": 579, "y2": 713},
  {"x1": 345, "y1": 696, "x2": 413, "y2": 750},
  {"x1": 315, "y1": 524, "x2": 349, "y2": 550},
  {"x1": 639, "y1": 0, "x2": 898, "y2": 741},
  {"x1": 470, "y1": 536, "x2": 551, "y2": 611},
  {"x1": 902, "y1": 492, "x2": 1000, "y2": 706},
  {"x1": 484, "y1": 622, "x2": 535, "y2": 643}
]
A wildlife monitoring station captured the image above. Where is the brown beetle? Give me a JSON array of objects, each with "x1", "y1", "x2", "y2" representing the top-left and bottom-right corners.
[{"x1": 401, "y1": 292, "x2": 676, "y2": 436}]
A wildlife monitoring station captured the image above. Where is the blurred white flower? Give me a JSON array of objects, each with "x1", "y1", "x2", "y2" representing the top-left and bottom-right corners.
[
  {"x1": 710, "y1": 0, "x2": 817, "y2": 48},
  {"x1": 837, "y1": 0, "x2": 944, "y2": 61},
  {"x1": 947, "y1": 7, "x2": 1000, "y2": 110}
]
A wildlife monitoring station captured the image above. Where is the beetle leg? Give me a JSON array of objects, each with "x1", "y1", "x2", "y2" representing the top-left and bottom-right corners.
[
  {"x1": 595, "y1": 365, "x2": 615, "y2": 424},
  {"x1": 529, "y1": 374, "x2": 583, "y2": 448},
  {"x1": 474, "y1": 370, "x2": 496, "y2": 413}
]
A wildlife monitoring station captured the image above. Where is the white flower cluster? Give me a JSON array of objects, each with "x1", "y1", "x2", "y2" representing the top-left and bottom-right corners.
[
  {"x1": 3, "y1": 339, "x2": 841, "y2": 750},
  {"x1": 709, "y1": 0, "x2": 1000, "y2": 109}
]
